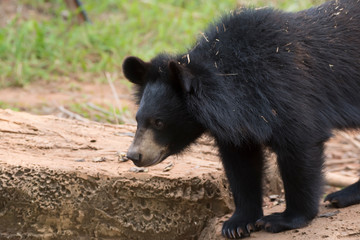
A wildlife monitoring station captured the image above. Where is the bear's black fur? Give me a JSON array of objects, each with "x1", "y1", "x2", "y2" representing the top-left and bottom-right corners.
[{"x1": 122, "y1": 0, "x2": 360, "y2": 238}]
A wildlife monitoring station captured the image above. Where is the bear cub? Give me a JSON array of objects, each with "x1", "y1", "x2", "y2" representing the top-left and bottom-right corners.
[{"x1": 122, "y1": 0, "x2": 360, "y2": 238}]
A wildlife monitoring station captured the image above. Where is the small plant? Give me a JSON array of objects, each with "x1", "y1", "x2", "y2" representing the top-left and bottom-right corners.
[{"x1": 0, "y1": 101, "x2": 20, "y2": 111}]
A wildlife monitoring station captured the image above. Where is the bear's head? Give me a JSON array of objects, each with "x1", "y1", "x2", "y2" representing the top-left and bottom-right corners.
[{"x1": 122, "y1": 55, "x2": 205, "y2": 167}]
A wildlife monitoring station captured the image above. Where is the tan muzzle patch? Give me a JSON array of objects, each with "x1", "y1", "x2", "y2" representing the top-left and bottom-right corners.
[{"x1": 127, "y1": 128, "x2": 169, "y2": 167}]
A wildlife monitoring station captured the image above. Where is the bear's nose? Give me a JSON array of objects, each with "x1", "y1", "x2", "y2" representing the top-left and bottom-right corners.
[{"x1": 127, "y1": 150, "x2": 142, "y2": 164}]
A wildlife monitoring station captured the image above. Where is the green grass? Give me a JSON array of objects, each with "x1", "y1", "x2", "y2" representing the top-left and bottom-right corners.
[
  {"x1": 0, "y1": 101, "x2": 20, "y2": 111},
  {"x1": 0, "y1": 0, "x2": 325, "y2": 87}
]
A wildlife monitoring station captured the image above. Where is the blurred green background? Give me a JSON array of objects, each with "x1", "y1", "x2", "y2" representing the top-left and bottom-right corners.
[{"x1": 0, "y1": 0, "x2": 325, "y2": 88}]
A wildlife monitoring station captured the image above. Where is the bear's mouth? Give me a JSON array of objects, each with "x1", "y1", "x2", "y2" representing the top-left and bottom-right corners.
[{"x1": 133, "y1": 150, "x2": 170, "y2": 167}]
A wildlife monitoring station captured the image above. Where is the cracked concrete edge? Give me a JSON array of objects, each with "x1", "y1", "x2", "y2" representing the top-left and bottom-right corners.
[
  {"x1": 0, "y1": 109, "x2": 234, "y2": 239},
  {"x1": 0, "y1": 164, "x2": 233, "y2": 240}
]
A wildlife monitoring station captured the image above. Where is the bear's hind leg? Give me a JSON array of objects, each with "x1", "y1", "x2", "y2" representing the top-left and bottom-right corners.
[
  {"x1": 218, "y1": 142, "x2": 264, "y2": 239},
  {"x1": 257, "y1": 139, "x2": 325, "y2": 233},
  {"x1": 325, "y1": 180, "x2": 360, "y2": 208}
]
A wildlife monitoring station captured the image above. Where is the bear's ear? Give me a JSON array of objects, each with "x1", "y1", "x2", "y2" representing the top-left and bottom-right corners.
[
  {"x1": 122, "y1": 56, "x2": 150, "y2": 85},
  {"x1": 168, "y1": 61, "x2": 197, "y2": 93}
]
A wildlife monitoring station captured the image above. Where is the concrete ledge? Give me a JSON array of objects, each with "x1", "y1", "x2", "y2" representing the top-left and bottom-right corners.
[{"x1": 0, "y1": 109, "x2": 232, "y2": 239}]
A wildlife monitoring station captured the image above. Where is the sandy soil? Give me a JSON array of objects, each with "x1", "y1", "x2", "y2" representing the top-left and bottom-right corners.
[
  {"x1": 0, "y1": 79, "x2": 137, "y2": 124},
  {"x1": 207, "y1": 204, "x2": 360, "y2": 240}
]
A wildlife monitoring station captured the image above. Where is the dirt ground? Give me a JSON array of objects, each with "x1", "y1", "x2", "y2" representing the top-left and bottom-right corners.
[{"x1": 0, "y1": 79, "x2": 136, "y2": 123}]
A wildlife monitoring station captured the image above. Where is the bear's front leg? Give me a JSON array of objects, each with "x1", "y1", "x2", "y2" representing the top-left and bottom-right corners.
[
  {"x1": 256, "y1": 140, "x2": 324, "y2": 232},
  {"x1": 218, "y1": 142, "x2": 264, "y2": 239}
]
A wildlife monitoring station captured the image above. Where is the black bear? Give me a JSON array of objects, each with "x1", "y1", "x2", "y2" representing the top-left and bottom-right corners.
[{"x1": 122, "y1": 0, "x2": 360, "y2": 238}]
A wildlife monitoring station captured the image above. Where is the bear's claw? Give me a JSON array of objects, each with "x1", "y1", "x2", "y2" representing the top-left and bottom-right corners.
[
  {"x1": 222, "y1": 216, "x2": 259, "y2": 239},
  {"x1": 324, "y1": 182, "x2": 360, "y2": 208},
  {"x1": 255, "y1": 212, "x2": 309, "y2": 233}
]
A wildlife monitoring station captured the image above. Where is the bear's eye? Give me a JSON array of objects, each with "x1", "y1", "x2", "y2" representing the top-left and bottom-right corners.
[{"x1": 153, "y1": 119, "x2": 164, "y2": 130}]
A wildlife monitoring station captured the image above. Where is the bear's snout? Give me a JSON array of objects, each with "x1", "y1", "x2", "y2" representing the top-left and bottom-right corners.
[
  {"x1": 127, "y1": 128, "x2": 169, "y2": 167},
  {"x1": 126, "y1": 149, "x2": 142, "y2": 165}
]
